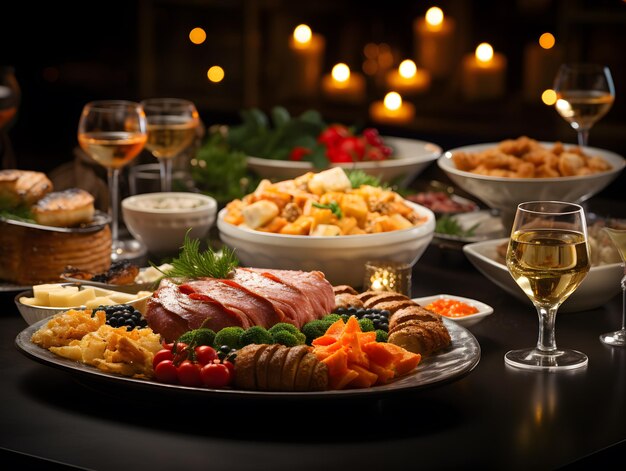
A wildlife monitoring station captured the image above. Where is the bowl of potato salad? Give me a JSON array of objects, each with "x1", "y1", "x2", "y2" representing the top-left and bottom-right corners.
[{"x1": 217, "y1": 167, "x2": 435, "y2": 287}]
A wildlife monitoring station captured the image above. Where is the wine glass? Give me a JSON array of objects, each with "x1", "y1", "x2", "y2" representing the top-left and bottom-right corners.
[
  {"x1": 140, "y1": 98, "x2": 199, "y2": 192},
  {"x1": 553, "y1": 63, "x2": 615, "y2": 147},
  {"x1": 505, "y1": 201, "x2": 591, "y2": 371},
  {"x1": 599, "y1": 227, "x2": 626, "y2": 347},
  {"x1": 0, "y1": 66, "x2": 20, "y2": 168},
  {"x1": 78, "y1": 100, "x2": 147, "y2": 260}
]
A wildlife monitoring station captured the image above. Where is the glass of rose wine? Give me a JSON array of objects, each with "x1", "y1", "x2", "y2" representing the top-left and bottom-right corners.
[
  {"x1": 140, "y1": 98, "x2": 199, "y2": 192},
  {"x1": 599, "y1": 227, "x2": 626, "y2": 347},
  {"x1": 505, "y1": 201, "x2": 591, "y2": 371},
  {"x1": 553, "y1": 63, "x2": 615, "y2": 147},
  {"x1": 78, "y1": 100, "x2": 147, "y2": 260}
]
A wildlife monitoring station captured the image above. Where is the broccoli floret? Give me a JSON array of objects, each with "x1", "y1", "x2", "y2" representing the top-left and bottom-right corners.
[
  {"x1": 301, "y1": 319, "x2": 331, "y2": 345},
  {"x1": 375, "y1": 329, "x2": 388, "y2": 343},
  {"x1": 268, "y1": 322, "x2": 306, "y2": 344},
  {"x1": 339, "y1": 314, "x2": 351, "y2": 323},
  {"x1": 322, "y1": 313, "x2": 342, "y2": 323},
  {"x1": 272, "y1": 330, "x2": 305, "y2": 347},
  {"x1": 358, "y1": 318, "x2": 375, "y2": 332},
  {"x1": 240, "y1": 326, "x2": 273, "y2": 346},
  {"x1": 176, "y1": 328, "x2": 216, "y2": 348},
  {"x1": 268, "y1": 322, "x2": 300, "y2": 335},
  {"x1": 213, "y1": 326, "x2": 245, "y2": 350}
]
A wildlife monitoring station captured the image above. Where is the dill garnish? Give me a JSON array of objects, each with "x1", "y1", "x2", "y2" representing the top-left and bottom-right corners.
[{"x1": 158, "y1": 232, "x2": 239, "y2": 280}]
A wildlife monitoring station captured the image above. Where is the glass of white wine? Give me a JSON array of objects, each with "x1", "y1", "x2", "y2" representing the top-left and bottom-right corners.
[
  {"x1": 140, "y1": 98, "x2": 199, "y2": 192},
  {"x1": 505, "y1": 201, "x2": 591, "y2": 371},
  {"x1": 78, "y1": 100, "x2": 147, "y2": 259},
  {"x1": 599, "y1": 227, "x2": 626, "y2": 347},
  {"x1": 553, "y1": 63, "x2": 615, "y2": 147}
]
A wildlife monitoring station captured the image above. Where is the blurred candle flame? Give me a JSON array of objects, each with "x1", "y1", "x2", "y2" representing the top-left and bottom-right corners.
[
  {"x1": 399, "y1": 60, "x2": 417, "y2": 79},
  {"x1": 476, "y1": 43, "x2": 494, "y2": 63},
  {"x1": 332, "y1": 63, "x2": 350, "y2": 83},
  {"x1": 539, "y1": 32, "x2": 556, "y2": 49},
  {"x1": 293, "y1": 24, "x2": 312, "y2": 45},
  {"x1": 425, "y1": 7, "x2": 444, "y2": 31},
  {"x1": 384, "y1": 92, "x2": 402, "y2": 111}
]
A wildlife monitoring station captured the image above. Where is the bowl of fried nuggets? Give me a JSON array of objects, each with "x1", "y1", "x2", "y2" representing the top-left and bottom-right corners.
[{"x1": 437, "y1": 136, "x2": 625, "y2": 228}]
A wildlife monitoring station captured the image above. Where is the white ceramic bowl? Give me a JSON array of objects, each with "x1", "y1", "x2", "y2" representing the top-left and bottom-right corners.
[
  {"x1": 217, "y1": 201, "x2": 436, "y2": 287},
  {"x1": 412, "y1": 294, "x2": 494, "y2": 328},
  {"x1": 247, "y1": 136, "x2": 442, "y2": 186},
  {"x1": 438, "y1": 142, "x2": 625, "y2": 229},
  {"x1": 121, "y1": 192, "x2": 217, "y2": 255},
  {"x1": 14, "y1": 285, "x2": 153, "y2": 325},
  {"x1": 462, "y1": 238, "x2": 623, "y2": 313}
]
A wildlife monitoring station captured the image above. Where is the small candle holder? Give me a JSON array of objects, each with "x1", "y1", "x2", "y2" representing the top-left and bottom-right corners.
[{"x1": 363, "y1": 260, "x2": 412, "y2": 297}]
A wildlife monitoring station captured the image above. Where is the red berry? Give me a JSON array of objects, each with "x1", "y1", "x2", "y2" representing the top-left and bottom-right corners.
[
  {"x1": 338, "y1": 136, "x2": 365, "y2": 161},
  {"x1": 363, "y1": 128, "x2": 382, "y2": 147},
  {"x1": 380, "y1": 145, "x2": 393, "y2": 157},
  {"x1": 326, "y1": 147, "x2": 353, "y2": 163}
]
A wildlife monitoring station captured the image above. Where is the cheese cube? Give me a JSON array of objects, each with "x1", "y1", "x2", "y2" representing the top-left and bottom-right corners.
[
  {"x1": 67, "y1": 288, "x2": 97, "y2": 307},
  {"x1": 48, "y1": 286, "x2": 80, "y2": 307},
  {"x1": 308, "y1": 167, "x2": 351, "y2": 195},
  {"x1": 32, "y1": 283, "x2": 65, "y2": 305}
]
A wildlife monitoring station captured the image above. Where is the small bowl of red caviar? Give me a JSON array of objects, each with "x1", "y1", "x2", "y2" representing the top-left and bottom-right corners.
[{"x1": 412, "y1": 294, "x2": 493, "y2": 328}]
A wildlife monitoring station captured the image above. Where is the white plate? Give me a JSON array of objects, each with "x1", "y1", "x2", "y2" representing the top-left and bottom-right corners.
[
  {"x1": 246, "y1": 136, "x2": 442, "y2": 186},
  {"x1": 433, "y1": 210, "x2": 506, "y2": 248},
  {"x1": 413, "y1": 294, "x2": 494, "y2": 328},
  {"x1": 463, "y1": 238, "x2": 623, "y2": 313}
]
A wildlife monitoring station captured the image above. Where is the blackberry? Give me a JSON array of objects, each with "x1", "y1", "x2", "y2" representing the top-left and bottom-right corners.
[
  {"x1": 101, "y1": 304, "x2": 148, "y2": 331},
  {"x1": 333, "y1": 307, "x2": 390, "y2": 331}
]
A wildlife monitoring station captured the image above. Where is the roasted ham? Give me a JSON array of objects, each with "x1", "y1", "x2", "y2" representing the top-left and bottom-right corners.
[{"x1": 144, "y1": 268, "x2": 335, "y2": 342}]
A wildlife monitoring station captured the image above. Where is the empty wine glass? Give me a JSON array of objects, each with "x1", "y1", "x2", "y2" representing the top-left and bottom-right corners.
[
  {"x1": 600, "y1": 227, "x2": 626, "y2": 347},
  {"x1": 141, "y1": 98, "x2": 199, "y2": 192},
  {"x1": 505, "y1": 201, "x2": 591, "y2": 371},
  {"x1": 553, "y1": 63, "x2": 615, "y2": 147},
  {"x1": 78, "y1": 100, "x2": 147, "y2": 260}
]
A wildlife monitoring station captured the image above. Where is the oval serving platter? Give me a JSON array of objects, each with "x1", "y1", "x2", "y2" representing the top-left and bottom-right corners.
[{"x1": 16, "y1": 317, "x2": 480, "y2": 400}]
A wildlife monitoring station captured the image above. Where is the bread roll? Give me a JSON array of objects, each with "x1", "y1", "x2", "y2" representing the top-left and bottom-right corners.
[
  {"x1": 0, "y1": 169, "x2": 53, "y2": 208},
  {"x1": 32, "y1": 188, "x2": 95, "y2": 227}
]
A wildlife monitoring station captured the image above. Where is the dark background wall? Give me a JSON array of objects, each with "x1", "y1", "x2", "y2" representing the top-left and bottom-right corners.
[{"x1": 2, "y1": 0, "x2": 625, "y2": 200}]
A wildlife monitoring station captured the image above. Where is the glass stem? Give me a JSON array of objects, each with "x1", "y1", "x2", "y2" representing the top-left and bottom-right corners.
[
  {"x1": 107, "y1": 167, "x2": 119, "y2": 242},
  {"x1": 536, "y1": 305, "x2": 558, "y2": 353},
  {"x1": 159, "y1": 158, "x2": 173, "y2": 192},
  {"x1": 577, "y1": 129, "x2": 589, "y2": 147},
  {"x1": 622, "y1": 275, "x2": 626, "y2": 331}
]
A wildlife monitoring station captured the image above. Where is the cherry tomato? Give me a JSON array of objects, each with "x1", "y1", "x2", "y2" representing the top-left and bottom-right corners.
[
  {"x1": 162, "y1": 341, "x2": 174, "y2": 351},
  {"x1": 153, "y1": 349, "x2": 174, "y2": 369},
  {"x1": 200, "y1": 362, "x2": 232, "y2": 389},
  {"x1": 195, "y1": 345, "x2": 218, "y2": 365},
  {"x1": 176, "y1": 360, "x2": 203, "y2": 387},
  {"x1": 154, "y1": 360, "x2": 178, "y2": 384},
  {"x1": 338, "y1": 136, "x2": 365, "y2": 161},
  {"x1": 326, "y1": 147, "x2": 353, "y2": 163},
  {"x1": 318, "y1": 124, "x2": 350, "y2": 148},
  {"x1": 289, "y1": 146, "x2": 311, "y2": 161},
  {"x1": 223, "y1": 360, "x2": 235, "y2": 378}
]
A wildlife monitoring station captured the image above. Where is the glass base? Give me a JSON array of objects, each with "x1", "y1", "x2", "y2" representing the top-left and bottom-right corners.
[
  {"x1": 111, "y1": 239, "x2": 148, "y2": 263},
  {"x1": 504, "y1": 348, "x2": 588, "y2": 371},
  {"x1": 600, "y1": 329, "x2": 626, "y2": 347}
]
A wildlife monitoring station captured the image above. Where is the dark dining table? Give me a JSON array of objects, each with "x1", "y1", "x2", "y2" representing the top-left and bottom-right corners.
[{"x1": 1, "y1": 195, "x2": 625, "y2": 471}]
